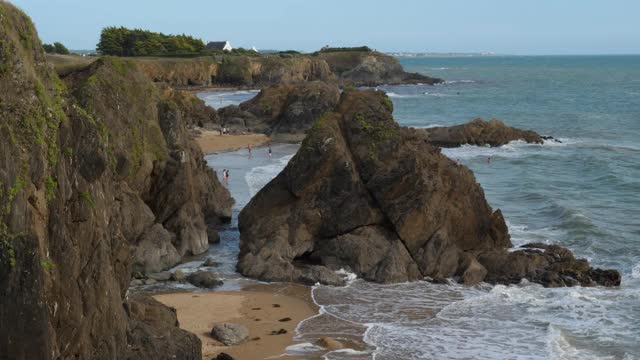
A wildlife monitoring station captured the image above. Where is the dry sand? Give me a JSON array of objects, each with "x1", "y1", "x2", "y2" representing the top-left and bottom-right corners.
[
  {"x1": 154, "y1": 283, "x2": 318, "y2": 360},
  {"x1": 194, "y1": 131, "x2": 270, "y2": 154}
]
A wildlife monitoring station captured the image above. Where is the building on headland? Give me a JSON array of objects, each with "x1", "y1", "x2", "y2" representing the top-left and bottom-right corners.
[{"x1": 206, "y1": 41, "x2": 233, "y2": 51}]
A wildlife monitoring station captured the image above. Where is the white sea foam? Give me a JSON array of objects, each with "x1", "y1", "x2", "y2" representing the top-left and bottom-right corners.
[
  {"x1": 384, "y1": 91, "x2": 417, "y2": 98},
  {"x1": 425, "y1": 67, "x2": 469, "y2": 70},
  {"x1": 413, "y1": 124, "x2": 445, "y2": 129},
  {"x1": 445, "y1": 79, "x2": 477, "y2": 84},
  {"x1": 632, "y1": 264, "x2": 640, "y2": 279},
  {"x1": 423, "y1": 91, "x2": 451, "y2": 97},
  {"x1": 285, "y1": 342, "x2": 324, "y2": 353},
  {"x1": 245, "y1": 154, "x2": 294, "y2": 197}
]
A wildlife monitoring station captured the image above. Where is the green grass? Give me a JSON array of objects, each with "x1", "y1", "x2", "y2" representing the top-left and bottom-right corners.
[
  {"x1": 80, "y1": 191, "x2": 96, "y2": 208},
  {"x1": 45, "y1": 176, "x2": 57, "y2": 203}
]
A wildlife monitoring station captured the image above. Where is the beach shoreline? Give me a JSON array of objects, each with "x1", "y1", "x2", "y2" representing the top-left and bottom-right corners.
[
  {"x1": 154, "y1": 283, "x2": 319, "y2": 360},
  {"x1": 194, "y1": 130, "x2": 271, "y2": 154}
]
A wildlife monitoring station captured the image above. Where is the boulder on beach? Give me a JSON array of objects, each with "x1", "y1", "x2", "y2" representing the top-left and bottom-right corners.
[
  {"x1": 187, "y1": 271, "x2": 223, "y2": 288},
  {"x1": 237, "y1": 89, "x2": 621, "y2": 288},
  {"x1": 420, "y1": 117, "x2": 544, "y2": 147},
  {"x1": 211, "y1": 323, "x2": 249, "y2": 346}
]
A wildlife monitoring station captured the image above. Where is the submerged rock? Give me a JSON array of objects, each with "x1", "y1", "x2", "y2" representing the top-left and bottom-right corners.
[
  {"x1": 237, "y1": 89, "x2": 620, "y2": 288},
  {"x1": 420, "y1": 117, "x2": 543, "y2": 147},
  {"x1": 171, "y1": 269, "x2": 186, "y2": 282},
  {"x1": 187, "y1": 271, "x2": 223, "y2": 288},
  {"x1": 211, "y1": 323, "x2": 249, "y2": 346}
]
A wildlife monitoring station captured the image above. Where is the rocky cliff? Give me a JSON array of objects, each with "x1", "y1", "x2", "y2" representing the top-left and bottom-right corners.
[
  {"x1": 315, "y1": 50, "x2": 443, "y2": 86},
  {"x1": 420, "y1": 118, "x2": 543, "y2": 147},
  {"x1": 52, "y1": 50, "x2": 441, "y2": 89},
  {"x1": 218, "y1": 81, "x2": 341, "y2": 142},
  {"x1": 237, "y1": 89, "x2": 620, "y2": 288},
  {"x1": 0, "y1": 4, "x2": 229, "y2": 358},
  {"x1": 132, "y1": 55, "x2": 335, "y2": 88}
]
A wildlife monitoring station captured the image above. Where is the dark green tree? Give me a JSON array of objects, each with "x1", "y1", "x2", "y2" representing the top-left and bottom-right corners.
[
  {"x1": 96, "y1": 26, "x2": 205, "y2": 56},
  {"x1": 53, "y1": 42, "x2": 70, "y2": 54},
  {"x1": 42, "y1": 43, "x2": 55, "y2": 53}
]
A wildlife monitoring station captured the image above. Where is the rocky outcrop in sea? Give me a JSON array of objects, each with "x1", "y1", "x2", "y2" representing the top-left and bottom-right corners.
[
  {"x1": 420, "y1": 117, "x2": 544, "y2": 147},
  {"x1": 237, "y1": 89, "x2": 620, "y2": 288}
]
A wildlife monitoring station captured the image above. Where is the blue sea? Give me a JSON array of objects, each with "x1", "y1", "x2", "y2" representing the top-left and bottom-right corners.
[{"x1": 197, "y1": 55, "x2": 640, "y2": 359}]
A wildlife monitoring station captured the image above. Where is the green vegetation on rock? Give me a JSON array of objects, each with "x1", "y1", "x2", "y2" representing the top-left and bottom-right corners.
[{"x1": 80, "y1": 191, "x2": 96, "y2": 208}]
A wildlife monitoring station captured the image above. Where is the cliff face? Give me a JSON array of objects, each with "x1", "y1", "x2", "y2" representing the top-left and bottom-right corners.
[
  {"x1": 316, "y1": 51, "x2": 443, "y2": 86},
  {"x1": 131, "y1": 55, "x2": 335, "y2": 88},
  {"x1": 56, "y1": 50, "x2": 440, "y2": 89},
  {"x1": 237, "y1": 90, "x2": 620, "y2": 288},
  {"x1": 0, "y1": 4, "x2": 229, "y2": 358}
]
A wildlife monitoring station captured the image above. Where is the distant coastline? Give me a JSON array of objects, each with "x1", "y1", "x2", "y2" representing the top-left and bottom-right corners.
[{"x1": 388, "y1": 51, "x2": 497, "y2": 57}]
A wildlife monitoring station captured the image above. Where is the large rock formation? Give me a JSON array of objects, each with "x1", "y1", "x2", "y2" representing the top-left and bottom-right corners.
[
  {"x1": 50, "y1": 50, "x2": 442, "y2": 89},
  {"x1": 316, "y1": 50, "x2": 443, "y2": 86},
  {"x1": 0, "y1": 4, "x2": 227, "y2": 358},
  {"x1": 218, "y1": 81, "x2": 341, "y2": 142},
  {"x1": 133, "y1": 55, "x2": 335, "y2": 88},
  {"x1": 420, "y1": 118, "x2": 544, "y2": 147},
  {"x1": 237, "y1": 89, "x2": 620, "y2": 288}
]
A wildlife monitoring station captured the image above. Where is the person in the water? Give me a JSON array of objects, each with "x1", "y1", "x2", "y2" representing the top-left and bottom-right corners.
[{"x1": 268, "y1": 144, "x2": 272, "y2": 159}]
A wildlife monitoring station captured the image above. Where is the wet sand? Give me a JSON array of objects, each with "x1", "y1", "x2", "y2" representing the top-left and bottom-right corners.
[
  {"x1": 194, "y1": 131, "x2": 270, "y2": 154},
  {"x1": 154, "y1": 283, "x2": 318, "y2": 360}
]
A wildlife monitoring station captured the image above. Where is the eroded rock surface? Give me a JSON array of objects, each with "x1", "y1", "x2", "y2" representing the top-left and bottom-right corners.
[
  {"x1": 0, "y1": 4, "x2": 228, "y2": 358},
  {"x1": 219, "y1": 81, "x2": 341, "y2": 142},
  {"x1": 237, "y1": 89, "x2": 620, "y2": 288}
]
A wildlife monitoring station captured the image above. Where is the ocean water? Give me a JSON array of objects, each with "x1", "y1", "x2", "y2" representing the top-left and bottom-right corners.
[{"x1": 200, "y1": 55, "x2": 640, "y2": 359}]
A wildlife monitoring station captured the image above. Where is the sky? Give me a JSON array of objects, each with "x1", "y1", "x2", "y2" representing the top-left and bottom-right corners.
[{"x1": 10, "y1": 0, "x2": 640, "y2": 55}]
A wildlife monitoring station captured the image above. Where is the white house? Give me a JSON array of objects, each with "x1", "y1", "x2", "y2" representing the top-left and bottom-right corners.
[{"x1": 206, "y1": 41, "x2": 233, "y2": 52}]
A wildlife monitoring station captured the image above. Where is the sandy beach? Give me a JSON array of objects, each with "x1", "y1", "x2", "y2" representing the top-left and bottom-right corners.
[
  {"x1": 194, "y1": 130, "x2": 270, "y2": 154},
  {"x1": 154, "y1": 283, "x2": 318, "y2": 359}
]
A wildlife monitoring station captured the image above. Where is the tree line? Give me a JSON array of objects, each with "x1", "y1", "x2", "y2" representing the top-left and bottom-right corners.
[
  {"x1": 96, "y1": 27, "x2": 205, "y2": 57},
  {"x1": 43, "y1": 42, "x2": 70, "y2": 55}
]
